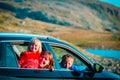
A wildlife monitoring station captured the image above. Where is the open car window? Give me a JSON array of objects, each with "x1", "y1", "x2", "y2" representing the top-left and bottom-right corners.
[
  {"x1": 11, "y1": 42, "x2": 33, "y2": 58},
  {"x1": 50, "y1": 44, "x2": 88, "y2": 70},
  {"x1": 11, "y1": 41, "x2": 53, "y2": 69},
  {"x1": 11, "y1": 42, "x2": 29, "y2": 57},
  {"x1": 11, "y1": 41, "x2": 46, "y2": 58}
]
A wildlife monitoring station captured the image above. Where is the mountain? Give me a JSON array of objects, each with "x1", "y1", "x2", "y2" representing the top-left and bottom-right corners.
[
  {"x1": 0, "y1": 0, "x2": 120, "y2": 50},
  {"x1": 0, "y1": 0, "x2": 120, "y2": 33}
]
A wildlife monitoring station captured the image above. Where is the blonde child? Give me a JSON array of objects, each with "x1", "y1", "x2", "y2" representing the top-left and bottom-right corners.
[{"x1": 18, "y1": 38, "x2": 42, "y2": 68}]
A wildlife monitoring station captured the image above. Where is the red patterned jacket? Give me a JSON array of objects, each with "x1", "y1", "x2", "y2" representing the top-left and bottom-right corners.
[{"x1": 18, "y1": 51, "x2": 40, "y2": 68}]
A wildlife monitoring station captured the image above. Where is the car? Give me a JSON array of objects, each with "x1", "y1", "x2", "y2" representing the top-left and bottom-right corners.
[{"x1": 0, "y1": 32, "x2": 120, "y2": 80}]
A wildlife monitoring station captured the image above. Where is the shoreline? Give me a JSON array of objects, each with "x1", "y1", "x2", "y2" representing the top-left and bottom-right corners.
[{"x1": 81, "y1": 49, "x2": 120, "y2": 75}]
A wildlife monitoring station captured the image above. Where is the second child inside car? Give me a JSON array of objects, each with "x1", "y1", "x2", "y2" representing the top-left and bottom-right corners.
[{"x1": 39, "y1": 51, "x2": 54, "y2": 71}]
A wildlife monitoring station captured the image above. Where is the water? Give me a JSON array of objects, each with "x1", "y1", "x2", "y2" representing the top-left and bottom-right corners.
[
  {"x1": 86, "y1": 49, "x2": 120, "y2": 60},
  {"x1": 99, "y1": 0, "x2": 120, "y2": 8}
]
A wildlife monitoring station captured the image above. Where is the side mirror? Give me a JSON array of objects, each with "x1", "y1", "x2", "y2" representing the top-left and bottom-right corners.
[{"x1": 94, "y1": 63, "x2": 104, "y2": 73}]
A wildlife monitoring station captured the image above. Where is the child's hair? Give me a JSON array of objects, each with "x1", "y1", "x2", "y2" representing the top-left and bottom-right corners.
[
  {"x1": 61, "y1": 54, "x2": 74, "y2": 64},
  {"x1": 41, "y1": 51, "x2": 54, "y2": 69},
  {"x1": 28, "y1": 38, "x2": 42, "y2": 53}
]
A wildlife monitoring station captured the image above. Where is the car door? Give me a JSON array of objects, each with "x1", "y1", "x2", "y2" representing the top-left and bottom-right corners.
[
  {"x1": 0, "y1": 41, "x2": 62, "y2": 80},
  {"x1": 47, "y1": 42, "x2": 106, "y2": 79}
]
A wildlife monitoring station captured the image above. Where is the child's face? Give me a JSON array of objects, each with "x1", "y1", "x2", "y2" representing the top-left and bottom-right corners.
[
  {"x1": 39, "y1": 54, "x2": 50, "y2": 68},
  {"x1": 63, "y1": 58, "x2": 73, "y2": 69},
  {"x1": 30, "y1": 42, "x2": 40, "y2": 52}
]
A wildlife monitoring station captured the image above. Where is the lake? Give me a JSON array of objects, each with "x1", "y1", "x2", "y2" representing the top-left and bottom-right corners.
[
  {"x1": 99, "y1": 0, "x2": 120, "y2": 8},
  {"x1": 85, "y1": 49, "x2": 120, "y2": 60}
]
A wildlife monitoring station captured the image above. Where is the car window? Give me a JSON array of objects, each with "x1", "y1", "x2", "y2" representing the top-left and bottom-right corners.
[
  {"x1": 11, "y1": 41, "x2": 47, "y2": 68},
  {"x1": 0, "y1": 42, "x2": 18, "y2": 67},
  {"x1": 13, "y1": 44, "x2": 28, "y2": 57},
  {"x1": 11, "y1": 42, "x2": 29, "y2": 57},
  {"x1": 50, "y1": 45, "x2": 88, "y2": 70}
]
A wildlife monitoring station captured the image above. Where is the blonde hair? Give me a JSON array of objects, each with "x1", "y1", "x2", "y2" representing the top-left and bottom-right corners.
[
  {"x1": 41, "y1": 51, "x2": 54, "y2": 69},
  {"x1": 28, "y1": 38, "x2": 42, "y2": 53}
]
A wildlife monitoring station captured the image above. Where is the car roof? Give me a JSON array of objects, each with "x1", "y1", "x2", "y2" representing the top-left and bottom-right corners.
[
  {"x1": 0, "y1": 32, "x2": 76, "y2": 51},
  {"x1": 0, "y1": 32, "x2": 62, "y2": 43},
  {"x1": 0, "y1": 32, "x2": 51, "y2": 39}
]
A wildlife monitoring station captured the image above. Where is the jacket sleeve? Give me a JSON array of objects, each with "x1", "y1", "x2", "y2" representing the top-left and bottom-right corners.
[
  {"x1": 71, "y1": 64, "x2": 86, "y2": 71},
  {"x1": 18, "y1": 52, "x2": 27, "y2": 68}
]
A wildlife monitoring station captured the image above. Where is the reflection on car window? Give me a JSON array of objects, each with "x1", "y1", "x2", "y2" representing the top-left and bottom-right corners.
[
  {"x1": 6, "y1": 43, "x2": 18, "y2": 67},
  {"x1": 51, "y1": 46, "x2": 87, "y2": 70}
]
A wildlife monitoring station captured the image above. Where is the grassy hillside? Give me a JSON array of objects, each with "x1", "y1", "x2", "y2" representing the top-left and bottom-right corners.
[
  {"x1": 0, "y1": 0, "x2": 120, "y2": 50},
  {"x1": 0, "y1": 0, "x2": 120, "y2": 32},
  {"x1": 0, "y1": 10, "x2": 120, "y2": 50}
]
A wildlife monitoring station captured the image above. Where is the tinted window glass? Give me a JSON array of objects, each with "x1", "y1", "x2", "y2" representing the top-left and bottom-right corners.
[
  {"x1": 0, "y1": 42, "x2": 17, "y2": 67},
  {"x1": 6, "y1": 43, "x2": 18, "y2": 67}
]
